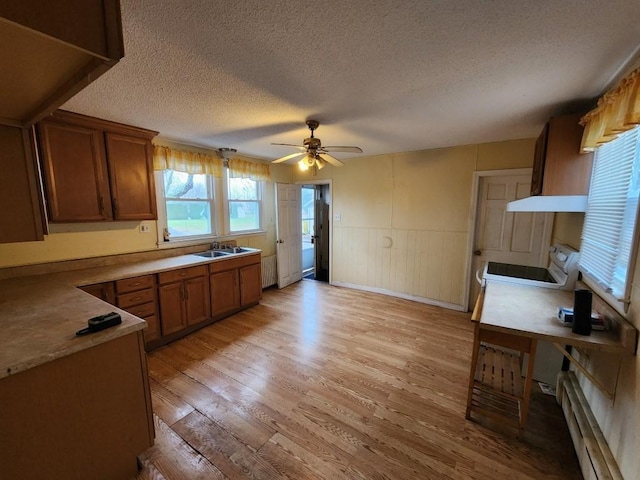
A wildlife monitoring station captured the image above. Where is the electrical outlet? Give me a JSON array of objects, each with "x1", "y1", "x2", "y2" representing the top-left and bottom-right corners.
[
  {"x1": 334, "y1": 213, "x2": 341, "y2": 222},
  {"x1": 139, "y1": 223, "x2": 151, "y2": 233}
]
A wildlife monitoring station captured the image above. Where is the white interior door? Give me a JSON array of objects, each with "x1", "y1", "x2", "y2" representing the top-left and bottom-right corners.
[
  {"x1": 468, "y1": 173, "x2": 553, "y2": 306},
  {"x1": 276, "y1": 183, "x2": 302, "y2": 289}
]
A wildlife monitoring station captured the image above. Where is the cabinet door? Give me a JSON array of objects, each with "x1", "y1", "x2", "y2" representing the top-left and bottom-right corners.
[
  {"x1": 105, "y1": 133, "x2": 157, "y2": 220},
  {"x1": 0, "y1": 125, "x2": 44, "y2": 243},
  {"x1": 240, "y1": 263, "x2": 262, "y2": 306},
  {"x1": 542, "y1": 114, "x2": 593, "y2": 196},
  {"x1": 210, "y1": 269, "x2": 241, "y2": 317},
  {"x1": 39, "y1": 121, "x2": 112, "y2": 221},
  {"x1": 143, "y1": 315, "x2": 161, "y2": 343},
  {"x1": 185, "y1": 276, "x2": 210, "y2": 326},
  {"x1": 158, "y1": 282, "x2": 186, "y2": 336},
  {"x1": 80, "y1": 282, "x2": 116, "y2": 305},
  {"x1": 530, "y1": 123, "x2": 548, "y2": 195}
]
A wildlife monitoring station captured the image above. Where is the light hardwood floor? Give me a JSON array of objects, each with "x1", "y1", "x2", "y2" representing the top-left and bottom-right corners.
[{"x1": 135, "y1": 280, "x2": 581, "y2": 480}]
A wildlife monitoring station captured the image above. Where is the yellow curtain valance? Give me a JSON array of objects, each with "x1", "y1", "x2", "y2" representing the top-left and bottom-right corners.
[
  {"x1": 228, "y1": 158, "x2": 271, "y2": 182},
  {"x1": 153, "y1": 145, "x2": 224, "y2": 177},
  {"x1": 580, "y1": 67, "x2": 640, "y2": 152}
]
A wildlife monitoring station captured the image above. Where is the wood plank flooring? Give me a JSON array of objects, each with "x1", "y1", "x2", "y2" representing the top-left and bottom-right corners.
[{"x1": 134, "y1": 280, "x2": 582, "y2": 479}]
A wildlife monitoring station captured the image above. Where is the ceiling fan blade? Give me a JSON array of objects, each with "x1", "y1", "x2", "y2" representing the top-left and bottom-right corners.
[
  {"x1": 271, "y1": 143, "x2": 307, "y2": 151},
  {"x1": 272, "y1": 151, "x2": 306, "y2": 164},
  {"x1": 317, "y1": 153, "x2": 344, "y2": 167},
  {"x1": 322, "y1": 146, "x2": 363, "y2": 153}
]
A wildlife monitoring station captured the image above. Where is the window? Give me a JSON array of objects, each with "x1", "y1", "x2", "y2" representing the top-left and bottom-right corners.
[
  {"x1": 227, "y1": 173, "x2": 262, "y2": 233},
  {"x1": 579, "y1": 126, "x2": 640, "y2": 312},
  {"x1": 162, "y1": 170, "x2": 215, "y2": 239}
]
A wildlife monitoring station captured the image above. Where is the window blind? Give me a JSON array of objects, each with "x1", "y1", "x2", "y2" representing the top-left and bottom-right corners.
[{"x1": 580, "y1": 126, "x2": 640, "y2": 306}]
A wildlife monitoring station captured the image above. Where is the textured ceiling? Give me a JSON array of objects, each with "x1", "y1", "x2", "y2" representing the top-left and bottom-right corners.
[{"x1": 63, "y1": 0, "x2": 640, "y2": 162}]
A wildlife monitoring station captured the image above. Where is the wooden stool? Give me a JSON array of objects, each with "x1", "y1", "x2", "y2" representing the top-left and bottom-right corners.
[{"x1": 466, "y1": 301, "x2": 537, "y2": 435}]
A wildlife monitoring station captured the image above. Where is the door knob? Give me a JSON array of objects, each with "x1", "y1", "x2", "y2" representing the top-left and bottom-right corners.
[
  {"x1": 473, "y1": 250, "x2": 482, "y2": 256},
  {"x1": 277, "y1": 239, "x2": 284, "y2": 244}
]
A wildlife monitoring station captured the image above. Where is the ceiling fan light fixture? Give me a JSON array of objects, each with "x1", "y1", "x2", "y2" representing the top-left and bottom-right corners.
[
  {"x1": 271, "y1": 120, "x2": 362, "y2": 168},
  {"x1": 306, "y1": 154, "x2": 315, "y2": 167}
]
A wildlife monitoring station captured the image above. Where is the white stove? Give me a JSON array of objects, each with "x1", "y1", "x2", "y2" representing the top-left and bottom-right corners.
[{"x1": 482, "y1": 244, "x2": 580, "y2": 290}]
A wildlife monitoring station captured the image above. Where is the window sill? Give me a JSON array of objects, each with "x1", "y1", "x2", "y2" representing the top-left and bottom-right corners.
[{"x1": 157, "y1": 231, "x2": 267, "y2": 250}]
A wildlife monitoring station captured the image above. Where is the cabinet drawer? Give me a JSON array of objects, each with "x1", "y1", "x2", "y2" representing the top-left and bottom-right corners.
[
  {"x1": 209, "y1": 253, "x2": 260, "y2": 273},
  {"x1": 117, "y1": 288, "x2": 154, "y2": 309},
  {"x1": 122, "y1": 301, "x2": 156, "y2": 319},
  {"x1": 115, "y1": 275, "x2": 154, "y2": 294},
  {"x1": 158, "y1": 265, "x2": 207, "y2": 285}
]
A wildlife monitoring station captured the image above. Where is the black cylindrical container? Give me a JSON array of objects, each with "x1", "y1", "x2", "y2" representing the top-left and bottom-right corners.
[{"x1": 572, "y1": 289, "x2": 592, "y2": 336}]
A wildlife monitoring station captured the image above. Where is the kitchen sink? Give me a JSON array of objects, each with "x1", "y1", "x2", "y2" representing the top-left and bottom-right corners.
[
  {"x1": 216, "y1": 247, "x2": 252, "y2": 254},
  {"x1": 192, "y1": 250, "x2": 231, "y2": 258},
  {"x1": 192, "y1": 247, "x2": 253, "y2": 258}
]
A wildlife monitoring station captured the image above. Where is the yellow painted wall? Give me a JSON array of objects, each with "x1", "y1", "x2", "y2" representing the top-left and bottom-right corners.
[
  {"x1": 551, "y1": 212, "x2": 584, "y2": 250},
  {"x1": 0, "y1": 141, "x2": 293, "y2": 268},
  {"x1": 293, "y1": 138, "x2": 535, "y2": 308}
]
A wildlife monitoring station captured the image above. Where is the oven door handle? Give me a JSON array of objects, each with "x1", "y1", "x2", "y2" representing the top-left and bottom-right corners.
[{"x1": 476, "y1": 267, "x2": 484, "y2": 285}]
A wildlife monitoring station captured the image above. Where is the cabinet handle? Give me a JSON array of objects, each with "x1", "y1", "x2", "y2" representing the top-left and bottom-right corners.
[
  {"x1": 112, "y1": 197, "x2": 119, "y2": 211},
  {"x1": 180, "y1": 285, "x2": 185, "y2": 302},
  {"x1": 98, "y1": 196, "x2": 105, "y2": 213},
  {"x1": 179, "y1": 272, "x2": 186, "y2": 277},
  {"x1": 184, "y1": 286, "x2": 189, "y2": 300},
  {"x1": 131, "y1": 282, "x2": 141, "y2": 287}
]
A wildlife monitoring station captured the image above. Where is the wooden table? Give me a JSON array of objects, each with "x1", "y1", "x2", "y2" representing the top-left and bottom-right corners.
[{"x1": 466, "y1": 281, "x2": 637, "y2": 433}]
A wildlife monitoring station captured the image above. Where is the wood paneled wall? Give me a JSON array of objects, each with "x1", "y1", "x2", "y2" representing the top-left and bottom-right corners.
[{"x1": 333, "y1": 226, "x2": 467, "y2": 308}]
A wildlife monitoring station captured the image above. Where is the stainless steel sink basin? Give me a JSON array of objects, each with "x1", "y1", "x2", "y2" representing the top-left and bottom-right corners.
[
  {"x1": 192, "y1": 250, "x2": 231, "y2": 258},
  {"x1": 216, "y1": 247, "x2": 252, "y2": 254},
  {"x1": 193, "y1": 247, "x2": 253, "y2": 259}
]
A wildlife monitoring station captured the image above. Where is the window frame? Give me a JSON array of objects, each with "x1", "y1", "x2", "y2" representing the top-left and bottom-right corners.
[
  {"x1": 579, "y1": 126, "x2": 640, "y2": 315},
  {"x1": 155, "y1": 170, "x2": 218, "y2": 242},
  {"x1": 155, "y1": 169, "x2": 265, "y2": 247},
  {"x1": 223, "y1": 170, "x2": 264, "y2": 235}
]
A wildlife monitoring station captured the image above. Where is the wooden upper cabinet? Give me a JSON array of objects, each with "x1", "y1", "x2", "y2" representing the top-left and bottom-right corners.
[
  {"x1": 0, "y1": 0, "x2": 123, "y2": 127},
  {"x1": 106, "y1": 133, "x2": 157, "y2": 221},
  {"x1": 0, "y1": 125, "x2": 45, "y2": 243},
  {"x1": 39, "y1": 120, "x2": 112, "y2": 222},
  {"x1": 37, "y1": 111, "x2": 158, "y2": 223},
  {"x1": 531, "y1": 114, "x2": 593, "y2": 196}
]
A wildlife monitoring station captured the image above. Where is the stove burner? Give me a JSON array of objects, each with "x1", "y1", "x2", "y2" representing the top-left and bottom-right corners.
[{"x1": 486, "y1": 262, "x2": 557, "y2": 283}]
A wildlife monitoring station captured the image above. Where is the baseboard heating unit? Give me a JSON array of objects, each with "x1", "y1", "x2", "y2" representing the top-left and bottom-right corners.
[
  {"x1": 557, "y1": 372, "x2": 623, "y2": 480},
  {"x1": 261, "y1": 255, "x2": 277, "y2": 289}
]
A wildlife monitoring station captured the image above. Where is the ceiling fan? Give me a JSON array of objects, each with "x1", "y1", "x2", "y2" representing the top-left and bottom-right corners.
[{"x1": 271, "y1": 120, "x2": 362, "y2": 172}]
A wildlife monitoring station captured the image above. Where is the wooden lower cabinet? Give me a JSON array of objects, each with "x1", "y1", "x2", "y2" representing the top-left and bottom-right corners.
[
  {"x1": 79, "y1": 281, "x2": 116, "y2": 305},
  {"x1": 210, "y1": 253, "x2": 262, "y2": 319},
  {"x1": 115, "y1": 275, "x2": 160, "y2": 344},
  {"x1": 158, "y1": 282, "x2": 187, "y2": 335},
  {"x1": 81, "y1": 255, "x2": 262, "y2": 352},
  {"x1": 81, "y1": 276, "x2": 160, "y2": 347},
  {"x1": 0, "y1": 331, "x2": 153, "y2": 480},
  {"x1": 157, "y1": 265, "x2": 210, "y2": 339},
  {"x1": 240, "y1": 262, "x2": 262, "y2": 306},
  {"x1": 211, "y1": 268, "x2": 241, "y2": 317}
]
